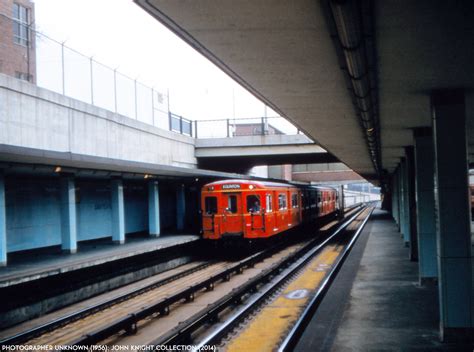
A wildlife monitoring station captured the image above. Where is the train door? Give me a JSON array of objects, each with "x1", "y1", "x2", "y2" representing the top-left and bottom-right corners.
[
  {"x1": 276, "y1": 192, "x2": 288, "y2": 230},
  {"x1": 202, "y1": 195, "x2": 218, "y2": 238},
  {"x1": 222, "y1": 193, "x2": 244, "y2": 235},
  {"x1": 264, "y1": 192, "x2": 275, "y2": 237},
  {"x1": 290, "y1": 192, "x2": 299, "y2": 226},
  {"x1": 246, "y1": 194, "x2": 264, "y2": 236}
]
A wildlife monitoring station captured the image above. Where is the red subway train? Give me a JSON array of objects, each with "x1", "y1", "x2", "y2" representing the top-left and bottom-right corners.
[{"x1": 201, "y1": 179, "x2": 339, "y2": 242}]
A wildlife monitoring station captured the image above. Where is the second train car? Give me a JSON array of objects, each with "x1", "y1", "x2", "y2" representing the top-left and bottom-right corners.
[{"x1": 201, "y1": 179, "x2": 338, "y2": 242}]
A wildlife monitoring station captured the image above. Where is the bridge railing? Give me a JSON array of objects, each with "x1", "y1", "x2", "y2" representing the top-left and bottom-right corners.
[{"x1": 193, "y1": 116, "x2": 302, "y2": 138}]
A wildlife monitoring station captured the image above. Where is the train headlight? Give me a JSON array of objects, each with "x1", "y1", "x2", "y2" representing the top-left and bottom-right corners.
[{"x1": 249, "y1": 185, "x2": 255, "y2": 190}]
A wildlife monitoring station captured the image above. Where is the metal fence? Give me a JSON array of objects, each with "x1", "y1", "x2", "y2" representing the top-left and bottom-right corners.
[
  {"x1": 2, "y1": 13, "x2": 301, "y2": 140},
  {"x1": 1, "y1": 13, "x2": 170, "y2": 131}
]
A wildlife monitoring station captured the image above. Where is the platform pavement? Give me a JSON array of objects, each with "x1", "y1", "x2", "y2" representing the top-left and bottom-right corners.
[
  {"x1": 0, "y1": 234, "x2": 199, "y2": 288},
  {"x1": 295, "y1": 208, "x2": 474, "y2": 351}
]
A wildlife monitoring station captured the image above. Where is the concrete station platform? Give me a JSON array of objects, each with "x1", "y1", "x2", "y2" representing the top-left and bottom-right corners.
[
  {"x1": 296, "y1": 208, "x2": 474, "y2": 351},
  {"x1": 0, "y1": 234, "x2": 199, "y2": 288}
]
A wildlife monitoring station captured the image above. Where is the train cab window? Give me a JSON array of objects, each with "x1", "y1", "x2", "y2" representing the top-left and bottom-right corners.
[
  {"x1": 278, "y1": 194, "x2": 287, "y2": 210},
  {"x1": 227, "y1": 195, "x2": 238, "y2": 213},
  {"x1": 247, "y1": 195, "x2": 261, "y2": 213},
  {"x1": 205, "y1": 197, "x2": 218, "y2": 214},
  {"x1": 266, "y1": 194, "x2": 273, "y2": 212},
  {"x1": 291, "y1": 194, "x2": 298, "y2": 208}
]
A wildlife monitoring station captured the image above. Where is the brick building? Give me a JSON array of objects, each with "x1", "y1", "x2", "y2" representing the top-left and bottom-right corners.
[
  {"x1": 233, "y1": 122, "x2": 283, "y2": 136},
  {"x1": 0, "y1": 0, "x2": 36, "y2": 83}
]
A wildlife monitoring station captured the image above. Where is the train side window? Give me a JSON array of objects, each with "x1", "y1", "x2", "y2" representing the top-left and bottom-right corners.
[
  {"x1": 247, "y1": 195, "x2": 261, "y2": 213},
  {"x1": 291, "y1": 193, "x2": 298, "y2": 208},
  {"x1": 266, "y1": 194, "x2": 273, "y2": 212},
  {"x1": 278, "y1": 194, "x2": 287, "y2": 210},
  {"x1": 205, "y1": 196, "x2": 218, "y2": 214},
  {"x1": 227, "y1": 195, "x2": 238, "y2": 213}
]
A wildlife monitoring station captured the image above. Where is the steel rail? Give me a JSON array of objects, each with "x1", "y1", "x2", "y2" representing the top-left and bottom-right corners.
[
  {"x1": 155, "y1": 207, "x2": 368, "y2": 349},
  {"x1": 72, "y1": 208, "x2": 363, "y2": 346},
  {"x1": 1, "y1": 205, "x2": 363, "y2": 347},
  {"x1": 70, "y1": 239, "x2": 299, "y2": 346},
  {"x1": 278, "y1": 206, "x2": 374, "y2": 351},
  {"x1": 0, "y1": 261, "x2": 216, "y2": 345}
]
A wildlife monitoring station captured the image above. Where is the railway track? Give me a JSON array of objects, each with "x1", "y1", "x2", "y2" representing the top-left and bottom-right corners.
[
  {"x1": 0, "y1": 205, "x2": 367, "y2": 348},
  {"x1": 154, "y1": 205, "x2": 373, "y2": 350}
]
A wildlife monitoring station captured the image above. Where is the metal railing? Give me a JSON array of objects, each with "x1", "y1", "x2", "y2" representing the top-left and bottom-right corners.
[
  {"x1": 1, "y1": 13, "x2": 170, "y2": 130},
  {"x1": 1, "y1": 13, "x2": 301, "y2": 140},
  {"x1": 169, "y1": 113, "x2": 193, "y2": 137},
  {"x1": 193, "y1": 116, "x2": 302, "y2": 138}
]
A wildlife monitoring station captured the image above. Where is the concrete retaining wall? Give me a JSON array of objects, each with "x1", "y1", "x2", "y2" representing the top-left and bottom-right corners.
[{"x1": 0, "y1": 74, "x2": 197, "y2": 168}]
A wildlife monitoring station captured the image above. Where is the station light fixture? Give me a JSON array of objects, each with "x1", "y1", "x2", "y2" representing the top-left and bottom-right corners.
[{"x1": 54, "y1": 166, "x2": 62, "y2": 173}]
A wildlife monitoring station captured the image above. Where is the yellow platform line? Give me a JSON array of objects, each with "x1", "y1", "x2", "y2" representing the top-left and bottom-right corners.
[{"x1": 226, "y1": 244, "x2": 344, "y2": 352}]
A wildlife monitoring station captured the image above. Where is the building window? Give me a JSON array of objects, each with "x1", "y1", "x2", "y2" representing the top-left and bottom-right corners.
[{"x1": 13, "y1": 3, "x2": 30, "y2": 46}]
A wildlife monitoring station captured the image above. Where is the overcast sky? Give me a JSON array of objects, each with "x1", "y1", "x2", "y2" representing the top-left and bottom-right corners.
[{"x1": 33, "y1": 0, "x2": 274, "y2": 121}]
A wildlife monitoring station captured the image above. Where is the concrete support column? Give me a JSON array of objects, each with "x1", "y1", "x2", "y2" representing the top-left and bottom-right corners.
[
  {"x1": 176, "y1": 184, "x2": 185, "y2": 231},
  {"x1": 111, "y1": 178, "x2": 125, "y2": 244},
  {"x1": 0, "y1": 173, "x2": 6, "y2": 266},
  {"x1": 60, "y1": 176, "x2": 77, "y2": 253},
  {"x1": 406, "y1": 146, "x2": 418, "y2": 261},
  {"x1": 392, "y1": 167, "x2": 400, "y2": 226},
  {"x1": 148, "y1": 180, "x2": 160, "y2": 237},
  {"x1": 432, "y1": 89, "x2": 473, "y2": 341},
  {"x1": 399, "y1": 158, "x2": 409, "y2": 244},
  {"x1": 413, "y1": 128, "x2": 437, "y2": 284}
]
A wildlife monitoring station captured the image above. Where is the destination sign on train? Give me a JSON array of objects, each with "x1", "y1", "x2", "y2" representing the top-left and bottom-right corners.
[{"x1": 222, "y1": 184, "x2": 241, "y2": 189}]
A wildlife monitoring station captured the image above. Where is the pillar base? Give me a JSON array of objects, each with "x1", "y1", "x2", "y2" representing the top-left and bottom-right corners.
[
  {"x1": 0, "y1": 260, "x2": 6, "y2": 267},
  {"x1": 62, "y1": 248, "x2": 77, "y2": 254},
  {"x1": 419, "y1": 277, "x2": 437, "y2": 286},
  {"x1": 149, "y1": 233, "x2": 160, "y2": 238},
  {"x1": 113, "y1": 239, "x2": 125, "y2": 245},
  {"x1": 441, "y1": 327, "x2": 474, "y2": 343}
]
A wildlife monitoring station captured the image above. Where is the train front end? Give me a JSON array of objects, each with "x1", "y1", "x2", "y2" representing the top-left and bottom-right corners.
[{"x1": 201, "y1": 180, "x2": 265, "y2": 242}]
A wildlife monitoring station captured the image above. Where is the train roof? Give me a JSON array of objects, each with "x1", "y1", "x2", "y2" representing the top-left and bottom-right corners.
[{"x1": 203, "y1": 179, "x2": 337, "y2": 192}]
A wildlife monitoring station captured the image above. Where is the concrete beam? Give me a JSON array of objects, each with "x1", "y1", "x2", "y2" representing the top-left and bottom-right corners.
[
  {"x1": 292, "y1": 170, "x2": 364, "y2": 184},
  {"x1": 0, "y1": 74, "x2": 196, "y2": 170}
]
